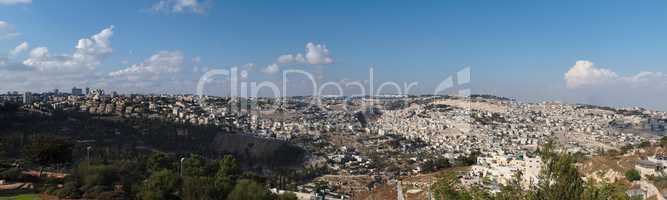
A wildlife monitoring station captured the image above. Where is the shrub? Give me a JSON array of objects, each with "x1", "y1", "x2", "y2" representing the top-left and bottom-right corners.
[{"x1": 625, "y1": 169, "x2": 641, "y2": 181}]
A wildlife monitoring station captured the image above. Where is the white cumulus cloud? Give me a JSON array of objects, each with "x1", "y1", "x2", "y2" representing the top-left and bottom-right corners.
[
  {"x1": 8, "y1": 41, "x2": 28, "y2": 57},
  {"x1": 561, "y1": 60, "x2": 667, "y2": 110},
  {"x1": 103, "y1": 51, "x2": 204, "y2": 94},
  {"x1": 564, "y1": 60, "x2": 667, "y2": 89},
  {"x1": 150, "y1": 0, "x2": 209, "y2": 14},
  {"x1": 0, "y1": 26, "x2": 115, "y2": 92},
  {"x1": 277, "y1": 53, "x2": 306, "y2": 64},
  {"x1": 305, "y1": 42, "x2": 333, "y2": 65},
  {"x1": 262, "y1": 63, "x2": 279, "y2": 75},
  {"x1": 564, "y1": 60, "x2": 618, "y2": 88},
  {"x1": 276, "y1": 42, "x2": 334, "y2": 65},
  {"x1": 22, "y1": 26, "x2": 114, "y2": 72},
  {"x1": 624, "y1": 71, "x2": 666, "y2": 83},
  {"x1": 110, "y1": 51, "x2": 184, "y2": 80}
]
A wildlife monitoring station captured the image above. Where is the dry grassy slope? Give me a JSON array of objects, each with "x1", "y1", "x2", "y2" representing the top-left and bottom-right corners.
[
  {"x1": 579, "y1": 145, "x2": 667, "y2": 198},
  {"x1": 579, "y1": 147, "x2": 661, "y2": 179},
  {"x1": 356, "y1": 167, "x2": 469, "y2": 200}
]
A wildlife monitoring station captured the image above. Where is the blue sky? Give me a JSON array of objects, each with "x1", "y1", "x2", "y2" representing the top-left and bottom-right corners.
[{"x1": 1, "y1": 0, "x2": 666, "y2": 110}]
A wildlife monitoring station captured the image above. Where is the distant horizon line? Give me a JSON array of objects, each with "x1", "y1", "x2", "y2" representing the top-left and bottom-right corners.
[{"x1": 3, "y1": 90, "x2": 662, "y2": 112}]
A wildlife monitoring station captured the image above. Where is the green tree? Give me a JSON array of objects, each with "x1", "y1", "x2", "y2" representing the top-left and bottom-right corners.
[
  {"x1": 227, "y1": 179, "x2": 271, "y2": 200},
  {"x1": 147, "y1": 153, "x2": 173, "y2": 172},
  {"x1": 182, "y1": 154, "x2": 207, "y2": 177},
  {"x1": 139, "y1": 170, "x2": 181, "y2": 200},
  {"x1": 181, "y1": 176, "x2": 217, "y2": 200},
  {"x1": 421, "y1": 157, "x2": 451, "y2": 173},
  {"x1": 432, "y1": 172, "x2": 481, "y2": 200},
  {"x1": 495, "y1": 172, "x2": 529, "y2": 200},
  {"x1": 660, "y1": 136, "x2": 667, "y2": 148},
  {"x1": 115, "y1": 159, "x2": 147, "y2": 199},
  {"x1": 533, "y1": 144, "x2": 585, "y2": 200},
  {"x1": 217, "y1": 155, "x2": 240, "y2": 178},
  {"x1": 581, "y1": 179, "x2": 637, "y2": 200},
  {"x1": 215, "y1": 155, "x2": 240, "y2": 198},
  {"x1": 0, "y1": 135, "x2": 23, "y2": 159},
  {"x1": 24, "y1": 136, "x2": 73, "y2": 172},
  {"x1": 624, "y1": 169, "x2": 641, "y2": 181},
  {"x1": 75, "y1": 162, "x2": 116, "y2": 190},
  {"x1": 0, "y1": 167, "x2": 24, "y2": 181},
  {"x1": 637, "y1": 141, "x2": 651, "y2": 148},
  {"x1": 455, "y1": 151, "x2": 481, "y2": 166}
]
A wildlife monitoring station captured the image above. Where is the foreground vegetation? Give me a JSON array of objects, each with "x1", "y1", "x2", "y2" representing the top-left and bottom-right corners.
[
  {"x1": 0, "y1": 194, "x2": 40, "y2": 200},
  {"x1": 0, "y1": 102, "x2": 310, "y2": 199},
  {"x1": 2, "y1": 138, "x2": 300, "y2": 200}
]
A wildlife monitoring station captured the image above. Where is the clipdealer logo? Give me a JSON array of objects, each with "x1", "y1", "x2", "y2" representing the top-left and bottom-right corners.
[{"x1": 195, "y1": 66, "x2": 471, "y2": 115}]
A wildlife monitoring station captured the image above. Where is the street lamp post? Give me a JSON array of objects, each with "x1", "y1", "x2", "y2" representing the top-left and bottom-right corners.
[
  {"x1": 180, "y1": 157, "x2": 186, "y2": 177},
  {"x1": 86, "y1": 146, "x2": 93, "y2": 161}
]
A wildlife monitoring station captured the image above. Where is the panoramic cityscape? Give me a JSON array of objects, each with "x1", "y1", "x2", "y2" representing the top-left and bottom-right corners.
[{"x1": 2, "y1": 1, "x2": 667, "y2": 200}]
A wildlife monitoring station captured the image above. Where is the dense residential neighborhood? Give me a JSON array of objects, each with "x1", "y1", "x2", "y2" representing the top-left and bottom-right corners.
[{"x1": 2, "y1": 89, "x2": 667, "y2": 199}]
